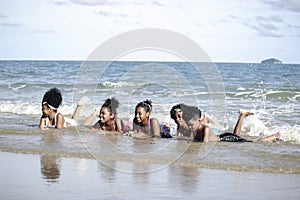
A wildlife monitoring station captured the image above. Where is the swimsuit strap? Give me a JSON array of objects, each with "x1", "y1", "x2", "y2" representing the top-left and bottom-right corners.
[
  {"x1": 46, "y1": 112, "x2": 58, "y2": 128},
  {"x1": 54, "y1": 112, "x2": 58, "y2": 127}
]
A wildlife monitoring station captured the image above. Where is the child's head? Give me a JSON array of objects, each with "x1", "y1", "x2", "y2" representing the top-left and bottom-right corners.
[
  {"x1": 42, "y1": 88, "x2": 62, "y2": 115},
  {"x1": 170, "y1": 104, "x2": 182, "y2": 122},
  {"x1": 181, "y1": 105, "x2": 202, "y2": 131},
  {"x1": 99, "y1": 97, "x2": 119, "y2": 123},
  {"x1": 170, "y1": 103, "x2": 193, "y2": 126},
  {"x1": 170, "y1": 104, "x2": 186, "y2": 125},
  {"x1": 134, "y1": 99, "x2": 152, "y2": 124}
]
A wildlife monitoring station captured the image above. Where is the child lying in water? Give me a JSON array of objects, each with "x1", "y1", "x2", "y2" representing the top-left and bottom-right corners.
[
  {"x1": 171, "y1": 104, "x2": 280, "y2": 142},
  {"x1": 39, "y1": 88, "x2": 78, "y2": 129},
  {"x1": 39, "y1": 88, "x2": 125, "y2": 133},
  {"x1": 90, "y1": 97, "x2": 125, "y2": 133},
  {"x1": 124, "y1": 99, "x2": 161, "y2": 138}
]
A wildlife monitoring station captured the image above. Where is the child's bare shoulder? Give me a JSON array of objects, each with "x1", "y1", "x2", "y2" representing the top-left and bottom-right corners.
[{"x1": 56, "y1": 112, "x2": 64, "y2": 119}]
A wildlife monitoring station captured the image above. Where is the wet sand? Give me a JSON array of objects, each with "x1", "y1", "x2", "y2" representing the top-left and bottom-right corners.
[
  {"x1": 0, "y1": 151, "x2": 299, "y2": 200},
  {"x1": 1, "y1": 128, "x2": 300, "y2": 174},
  {"x1": 1, "y1": 128, "x2": 300, "y2": 199}
]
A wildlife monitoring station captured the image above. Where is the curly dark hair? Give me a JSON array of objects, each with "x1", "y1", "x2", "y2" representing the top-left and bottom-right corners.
[
  {"x1": 42, "y1": 88, "x2": 62, "y2": 109},
  {"x1": 170, "y1": 104, "x2": 182, "y2": 121},
  {"x1": 170, "y1": 103, "x2": 201, "y2": 121},
  {"x1": 135, "y1": 99, "x2": 152, "y2": 113},
  {"x1": 101, "y1": 97, "x2": 119, "y2": 115}
]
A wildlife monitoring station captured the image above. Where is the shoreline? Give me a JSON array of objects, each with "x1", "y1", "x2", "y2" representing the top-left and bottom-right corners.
[{"x1": 1, "y1": 129, "x2": 299, "y2": 174}]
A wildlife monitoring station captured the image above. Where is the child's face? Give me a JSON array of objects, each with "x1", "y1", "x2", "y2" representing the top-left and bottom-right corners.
[
  {"x1": 99, "y1": 107, "x2": 114, "y2": 123},
  {"x1": 135, "y1": 106, "x2": 149, "y2": 124},
  {"x1": 41, "y1": 104, "x2": 51, "y2": 116},
  {"x1": 174, "y1": 111, "x2": 184, "y2": 125},
  {"x1": 187, "y1": 117, "x2": 200, "y2": 131}
]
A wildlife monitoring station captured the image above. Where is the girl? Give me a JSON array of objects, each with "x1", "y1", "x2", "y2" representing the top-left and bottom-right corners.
[
  {"x1": 39, "y1": 88, "x2": 78, "y2": 129},
  {"x1": 91, "y1": 97, "x2": 124, "y2": 133},
  {"x1": 130, "y1": 99, "x2": 160, "y2": 137}
]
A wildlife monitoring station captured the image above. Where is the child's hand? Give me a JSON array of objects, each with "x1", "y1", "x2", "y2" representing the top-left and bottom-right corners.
[
  {"x1": 39, "y1": 117, "x2": 47, "y2": 129},
  {"x1": 123, "y1": 131, "x2": 150, "y2": 138}
]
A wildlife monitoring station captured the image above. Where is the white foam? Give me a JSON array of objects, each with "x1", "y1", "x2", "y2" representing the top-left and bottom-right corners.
[
  {"x1": 8, "y1": 83, "x2": 27, "y2": 91},
  {"x1": 234, "y1": 91, "x2": 255, "y2": 97},
  {"x1": 237, "y1": 87, "x2": 246, "y2": 91},
  {"x1": 102, "y1": 81, "x2": 141, "y2": 88},
  {"x1": 0, "y1": 101, "x2": 76, "y2": 116},
  {"x1": 0, "y1": 101, "x2": 40, "y2": 115},
  {"x1": 208, "y1": 110, "x2": 300, "y2": 142},
  {"x1": 278, "y1": 125, "x2": 300, "y2": 143},
  {"x1": 289, "y1": 94, "x2": 300, "y2": 101}
]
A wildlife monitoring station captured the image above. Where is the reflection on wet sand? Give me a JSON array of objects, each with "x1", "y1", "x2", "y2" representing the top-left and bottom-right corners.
[
  {"x1": 98, "y1": 160, "x2": 117, "y2": 183},
  {"x1": 75, "y1": 158, "x2": 89, "y2": 176},
  {"x1": 40, "y1": 130, "x2": 64, "y2": 144},
  {"x1": 167, "y1": 143, "x2": 202, "y2": 193},
  {"x1": 40, "y1": 130, "x2": 64, "y2": 183},
  {"x1": 167, "y1": 165, "x2": 200, "y2": 193},
  {"x1": 40, "y1": 154, "x2": 62, "y2": 183}
]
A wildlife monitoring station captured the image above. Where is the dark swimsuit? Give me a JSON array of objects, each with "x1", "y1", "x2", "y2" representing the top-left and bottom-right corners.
[{"x1": 219, "y1": 132, "x2": 252, "y2": 142}]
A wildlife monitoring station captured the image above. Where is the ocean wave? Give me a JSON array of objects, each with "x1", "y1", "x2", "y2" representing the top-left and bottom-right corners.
[
  {"x1": 101, "y1": 81, "x2": 144, "y2": 88},
  {"x1": 8, "y1": 83, "x2": 27, "y2": 91},
  {"x1": 0, "y1": 101, "x2": 76, "y2": 116},
  {"x1": 232, "y1": 89, "x2": 300, "y2": 101},
  {"x1": 0, "y1": 101, "x2": 40, "y2": 115},
  {"x1": 211, "y1": 113, "x2": 300, "y2": 143}
]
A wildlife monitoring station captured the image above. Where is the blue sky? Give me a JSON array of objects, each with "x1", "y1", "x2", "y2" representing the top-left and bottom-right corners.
[{"x1": 0, "y1": 0, "x2": 300, "y2": 63}]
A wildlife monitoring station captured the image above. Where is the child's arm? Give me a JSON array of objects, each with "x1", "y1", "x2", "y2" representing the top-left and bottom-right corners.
[
  {"x1": 39, "y1": 116, "x2": 47, "y2": 129},
  {"x1": 202, "y1": 126, "x2": 210, "y2": 143},
  {"x1": 132, "y1": 119, "x2": 138, "y2": 132},
  {"x1": 115, "y1": 118, "x2": 124, "y2": 134},
  {"x1": 55, "y1": 113, "x2": 65, "y2": 129},
  {"x1": 194, "y1": 125, "x2": 210, "y2": 142},
  {"x1": 202, "y1": 126, "x2": 220, "y2": 142},
  {"x1": 91, "y1": 120, "x2": 101, "y2": 131},
  {"x1": 150, "y1": 118, "x2": 161, "y2": 137},
  {"x1": 83, "y1": 110, "x2": 99, "y2": 125}
]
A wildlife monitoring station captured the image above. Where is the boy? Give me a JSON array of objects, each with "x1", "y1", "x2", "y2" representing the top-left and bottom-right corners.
[{"x1": 181, "y1": 105, "x2": 280, "y2": 143}]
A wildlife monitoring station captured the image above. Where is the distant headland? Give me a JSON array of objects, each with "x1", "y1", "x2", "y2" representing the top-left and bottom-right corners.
[{"x1": 261, "y1": 58, "x2": 282, "y2": 64}]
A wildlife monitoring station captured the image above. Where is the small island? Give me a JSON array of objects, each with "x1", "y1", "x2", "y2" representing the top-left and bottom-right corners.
[{"x1": 261, "y1": 58, "x2": 282, "y2": 64}]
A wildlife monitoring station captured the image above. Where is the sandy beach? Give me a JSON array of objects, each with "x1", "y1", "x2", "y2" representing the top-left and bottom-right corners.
[
  {"x1": 1, "y1": 150, "x2": 299, "y2": 200},
  {"x1": 1, "y1": 128, "x2": 300, "y2": 199}
]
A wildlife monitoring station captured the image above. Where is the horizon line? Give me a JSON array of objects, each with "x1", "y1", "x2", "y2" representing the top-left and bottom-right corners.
[{"x1": 0, "y1": 58, "x2": 298, "y2": 64}]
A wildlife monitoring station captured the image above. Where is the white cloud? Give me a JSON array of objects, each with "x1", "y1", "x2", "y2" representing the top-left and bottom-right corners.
[
  {"x1": 256, "y1": 14, "x2": 284, "y2": 23},
  {"x1": 263, "y1": 0, "x2": 300, "y2": 12},
  {"x1": 0, "y1": 0, "x2": 299, "y2": 62},
  {"x1": 70, "y1": 0, "x2": 116, "y2": 6},
  {"x1": 0, "y1": 23, "x2": 22, "y2": 28}
]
